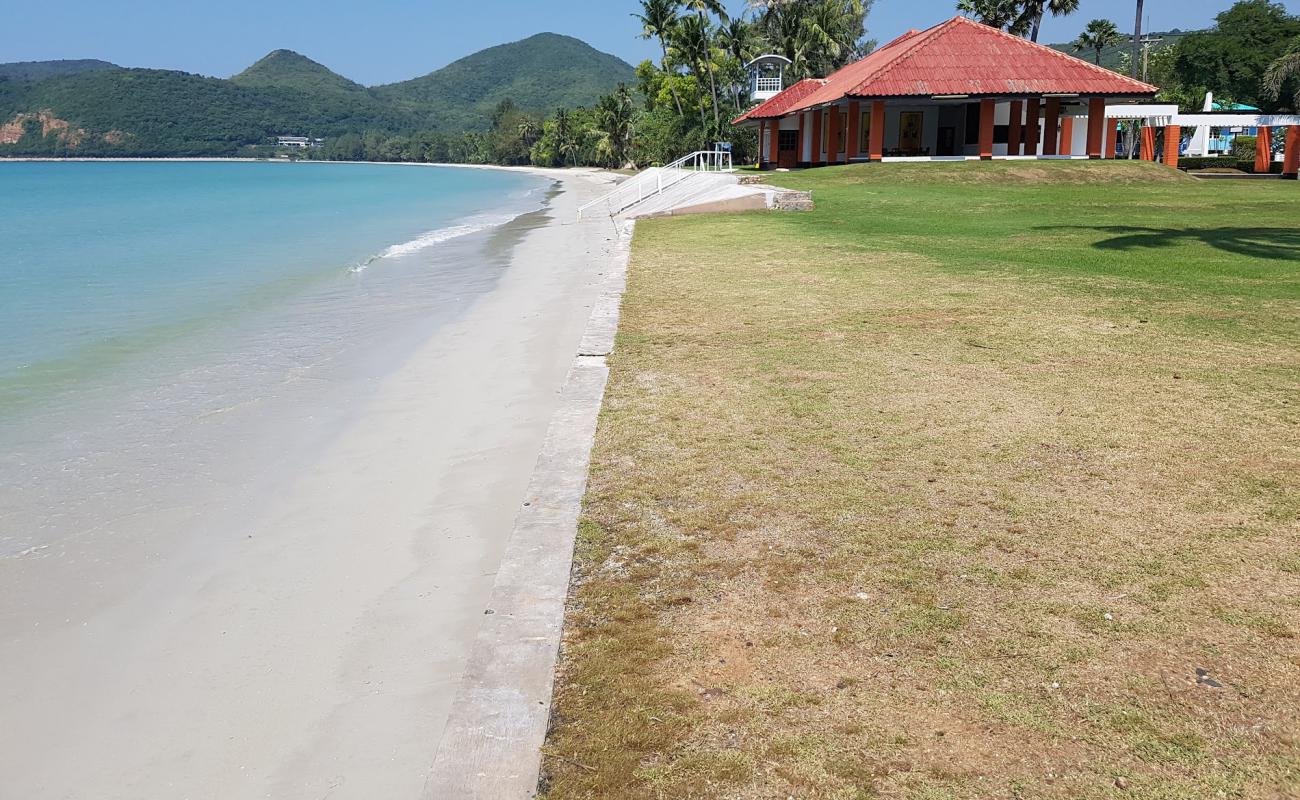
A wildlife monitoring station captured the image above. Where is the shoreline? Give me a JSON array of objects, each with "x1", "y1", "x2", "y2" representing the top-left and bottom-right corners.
[{"x1": 0, "y1": 166, "x2": 626, "y2": 798}]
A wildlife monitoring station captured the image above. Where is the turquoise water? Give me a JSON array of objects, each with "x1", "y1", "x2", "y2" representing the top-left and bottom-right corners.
[
  {"x1": 0, "y1": 162, "x2": 546, "y2": 408},
  {"x1": 0, "y1": 161, "x2": 552, "y2": 556}
]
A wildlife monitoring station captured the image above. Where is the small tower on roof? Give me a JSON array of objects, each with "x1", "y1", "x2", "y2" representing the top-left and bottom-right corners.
[{"x1": 746, "y1": 54, "x2": 792, "y2": 103}]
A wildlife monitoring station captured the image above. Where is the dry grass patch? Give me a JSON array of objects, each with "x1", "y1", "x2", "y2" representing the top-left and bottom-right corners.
[{"x1": 543, "y1": 163, "x2": 1300, "y2": 799}]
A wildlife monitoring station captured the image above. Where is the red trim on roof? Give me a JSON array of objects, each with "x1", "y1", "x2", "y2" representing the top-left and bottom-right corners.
[
  {"x1": 733, "y1": 78, "x2": 824, "y2": 123},
  {"x1": 733, "y1": 16, "x2": 1157, "y2": 126}
]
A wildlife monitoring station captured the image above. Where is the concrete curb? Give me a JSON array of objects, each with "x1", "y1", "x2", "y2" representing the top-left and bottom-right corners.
[{"x1": 423, "y1": 219, "x2": 633, "y2": 799}]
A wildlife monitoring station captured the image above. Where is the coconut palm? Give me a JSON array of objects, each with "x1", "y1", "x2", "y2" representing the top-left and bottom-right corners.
[
  {"x1": 1263, "y1": 36, "x2": 1300, "y2": 112},
  {"x1": 681, "y1": 0, "x2": 728, "y2": 128},
  {"x1": 595, "y1": 85, "x2": 636, "y2": 167},
  {"x1": 1073, "y1": 19, "x2": 1123, "y2": 65},
  {"x1": 957, "y1": 0, "x2": 1023, "y2": 31},
  {"x1": 633, "y1": 0, "x2": 685, "y2": 115},
  {"x1": 751, "y1": 0, "x2": 870, "y2": 79},
  {"x1": 718, "y1": 17, "x2": 760, "y2": 108},
  {"x1": 669, "y1": 14, "x2": 715, "y2": 136},
  {"x1": 1130, "y1": 0, "x2": 1144, "y2": 78},
  {"x1": 554, "y1": 108, "x2": 579, "y2": 167},
  {"x1": 1016, "y1": 0, "x2": 1080, "y2": 42}
]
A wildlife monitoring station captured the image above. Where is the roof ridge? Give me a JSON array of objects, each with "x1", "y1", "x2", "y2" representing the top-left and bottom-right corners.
[
  {"x1": 953, "y1": 15, "x2": 1158, "y2": 93},
  {"x1": 845, "y1": 17, "x2": 955, "y2": 95}
]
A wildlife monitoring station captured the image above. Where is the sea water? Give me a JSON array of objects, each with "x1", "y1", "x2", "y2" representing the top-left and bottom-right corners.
[{"x1": 0, "y1": 161, "x2": 552, "y2": 557}]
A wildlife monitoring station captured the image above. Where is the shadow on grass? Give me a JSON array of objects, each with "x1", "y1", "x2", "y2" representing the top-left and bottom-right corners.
[{"x1": 1038, "y1": 225, "x2": 1300, "y2": 261}]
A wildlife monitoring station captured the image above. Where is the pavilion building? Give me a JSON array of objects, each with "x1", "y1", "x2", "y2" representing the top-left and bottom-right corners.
[{"x1": 735, "y1": 16, "x2": 1162, "y2": 167}]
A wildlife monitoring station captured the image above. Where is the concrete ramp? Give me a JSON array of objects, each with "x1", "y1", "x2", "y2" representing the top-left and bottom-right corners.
[{"x1": 622, "y1": 172, "x2": 774, "y2": 218}]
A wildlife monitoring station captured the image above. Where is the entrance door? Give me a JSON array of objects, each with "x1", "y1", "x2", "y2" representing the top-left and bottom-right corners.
[
  {"x1": 778, "y1": 129, "x2": 798, "y2": 169},
  {"x1": 937, "y1": 127, "x2": 956, "y2": 156},
  {"x1": 899, "y1": 112, "x2": 924, "y2": 154}
]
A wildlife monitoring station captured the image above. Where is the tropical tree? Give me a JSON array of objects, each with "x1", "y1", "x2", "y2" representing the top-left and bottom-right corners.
[
  {"x1": 1263, "y1": 36, "x2": 1300, "y2": 111},
  {"x1": 681, "y1": 0, "x2": 729, "y2": 128},
  {"x1": 1016, "y1": 0, "x2": 1080, "y2": 42},
  {"x1": 553, "y1": 108, "x2": 580, "y2": 167},
  {"x1": 669, "y1": 13, "x2": 717, "y2": 136},
  {"x1": 1131, "y1": 0, "x2": 1145, "y2": 78},
  {"x1": 595, "y1": 85, "x2": 636, "y2": 166},
  {"x1": 957, "y1": 0, "x2": 1023, "y2": 31},
  {"x1": 751, "y1": 0, "x2": 872, "y2": 79},
  {"x1": 718, "y1": 17, "x2": 760, "y2": 107},
  {"x1": 633, "y1": 0, "x2": 685, "y2": 115},
  {"x1": 1073, "y1": 19, "x2": 1123, "y2": 65},
  {"x1": 1175, "y1": 1, "x2": 1300, "y2": 110}
]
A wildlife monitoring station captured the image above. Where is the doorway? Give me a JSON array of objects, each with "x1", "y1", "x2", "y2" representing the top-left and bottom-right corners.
[{"x1": 778, "y1": 129, "x2": 798, "y2": 169}]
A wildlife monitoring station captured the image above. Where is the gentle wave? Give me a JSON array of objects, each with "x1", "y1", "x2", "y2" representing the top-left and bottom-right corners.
[{"x1": 350, "y1": 214, "x2": 518, "y2": 273}]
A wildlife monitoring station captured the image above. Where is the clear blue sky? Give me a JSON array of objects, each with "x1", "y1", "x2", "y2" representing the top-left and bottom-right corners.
[{"x1": 3, "y1": 0, "x2": 1295, "y2": 85}]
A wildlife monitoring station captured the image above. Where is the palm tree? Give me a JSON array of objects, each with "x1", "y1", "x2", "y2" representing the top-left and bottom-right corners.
[
  {"x1": 681, "y1": 0, "x2": 728, "y2": 128},
  {"x1": 670, "y1": 14, "x2": 715, "y2": 137},
  {"x1": 957, "y1": 0, "x2": 1024, "y2": 31},
  {"x1": 752, "y1": 0, "x2": 869, "y2": 79},
  {"x1": 1016, "y1": 0, "x2": 1079, "y2": 42},
  {"x1": 1073, "y1": 19, "x2": 1123, "y2": 65},
  {"x1": 1130, "y1": 0, "x2": 1144, "y2": 79},
  {"x1": 596, "y1": 85, "x2": 636, "y2": 167},
  {"x1": 633, "y1": 0, "x2": 685, "y2": 115},
  {"x1": 718, "y1": 18, "x2": 758, "y2": 108},
  {"x1": 1263, "y1": 36, "x2": 1300, "y2": 112},
  {"x1": 554, "y1": 108, "x2": 579, "y2": 167}
]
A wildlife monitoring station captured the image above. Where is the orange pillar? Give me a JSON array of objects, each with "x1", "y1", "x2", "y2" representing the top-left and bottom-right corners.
[
  {"x1": 869, "y1": 100, "x2": 885, "y2": 162},
  {"x1": 1106, "y1": 119, "x2": 1120, "y2": 159},
  {"x1": 1007, "y1": 100, "x2": 1023, "y2": 156},
  {"x1": 768, "y1": 121, "x2": 780, "y2": 169},
  {"x1": 847, "y1": 100, "x2": 860, "y2": 160},
  {"x1": 978, "y1": 98, "x2": 996, "y2": 160},
  {"x1": 1163, "y1": 125, "x2": 1181, "y2": 167},
  {"x1": 1042, "y1": 98, "x2": 1061, "y2": 156},
  {"x1": 1059, "y1": 116, "x2": 1074, "y2": 156},
  {"x1": 1086, "y1": 97, "x2": 1106, "y2": 159},
  {"x1": 1254, "y1": 126, "x2": 1272, "y2": 173},
  {"x1": 1140, "y1": 125, "x2": 1156, "y2": 161},
  {"x1": 1023, "y1": 97, "x2": 1041, "y2": 156},
  {"x1": 811, "y1": 109, "x2": 824, "y2": 165},
  {"x1": 1284, "y1": 126, "x2": 1300, "y2": 178}
]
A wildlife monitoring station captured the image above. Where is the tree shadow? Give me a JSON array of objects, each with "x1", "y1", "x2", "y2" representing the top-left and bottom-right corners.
[{"x1": 1036, "y1": 225, "x2": 1300, "y2": 261}]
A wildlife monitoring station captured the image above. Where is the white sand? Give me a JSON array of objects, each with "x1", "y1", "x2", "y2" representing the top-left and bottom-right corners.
[{"x1": 0, "y1": 168, "x2": 626, "y2": 799}]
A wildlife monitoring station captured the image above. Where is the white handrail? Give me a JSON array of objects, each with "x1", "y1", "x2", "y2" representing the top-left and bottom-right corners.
[{"x1": 577, "y1": 150, "x2": 734, "y2": 220}]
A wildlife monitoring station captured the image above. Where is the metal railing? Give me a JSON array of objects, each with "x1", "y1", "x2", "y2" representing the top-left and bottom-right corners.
[{"x1": 576, "y1": 150, "x2": 734, "y2": 221}]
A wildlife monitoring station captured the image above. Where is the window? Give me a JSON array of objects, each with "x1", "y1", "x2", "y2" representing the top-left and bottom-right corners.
[
  {"x1": 821, "y1": 110, "x2": 830, "y2": 154},
  {"x1": 837, "y1": 111, "x2": 848, "y2": 153},
  {"x1": 778, "y1": 129, "x2": 798, "y2": 152},
  {"x1": 860, "y1": 111, "x2": 872, "y2": 152},
  {"x1": 755, "y1": 75, "x2": 782, "y2": 93}
]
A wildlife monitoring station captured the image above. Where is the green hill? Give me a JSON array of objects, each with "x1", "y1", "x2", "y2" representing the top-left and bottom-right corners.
[
  {"x1": 0, "y1": 59, "x2": 119, "y2": 82},
  {"x1": 374, "y1": 33, "x2": 636, "y2": 130},
  {"x1": 0, "y1": 34, "x2": 634, "y2": 156},
  {"x1": 1049, "y1": 29, "x2": 1193, "y2": 71},
  {"x1": 231, "y1": 49, "x2": 367, "y2": 96}
]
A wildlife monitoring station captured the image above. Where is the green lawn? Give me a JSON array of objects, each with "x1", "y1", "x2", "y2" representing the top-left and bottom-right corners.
[{"x1": 544, "y1": 161, "x2": 1300, "y2": 800}]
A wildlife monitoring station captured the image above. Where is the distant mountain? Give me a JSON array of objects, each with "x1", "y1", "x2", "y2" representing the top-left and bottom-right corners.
[
  {"x1": 0, "y1": 59, "x2": 119, "y2": 82},
  {"x1": 0, "y1": 34, "x2": 634, "y2": 157},
  {"x1": 231, "y1": 49, "x2": 367, "y2": 96},
  {"x1": 375, "y1": 33, "x2": 636, "y2": 130},
  {"x1": 1048, "y1": 29, "x2": 1193, "y2": 71}
]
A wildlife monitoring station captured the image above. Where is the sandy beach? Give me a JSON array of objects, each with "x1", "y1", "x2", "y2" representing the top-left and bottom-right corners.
[{"x1": 0, "y1": 167, "x2": 626, "y2": 799}]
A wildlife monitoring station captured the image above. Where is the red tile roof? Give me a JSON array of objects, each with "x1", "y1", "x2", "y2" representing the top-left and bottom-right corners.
[{"x1": 736, "y1": 16, "x2": 1156, "y2": 123}]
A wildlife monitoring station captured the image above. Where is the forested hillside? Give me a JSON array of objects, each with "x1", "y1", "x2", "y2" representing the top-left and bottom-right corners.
[
  {"x1": 0, "y1": 35, "x2": 633, "y2": 157},
  {"x1": 374, "y1": 33, "x2": 636, "y2": 130}
]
